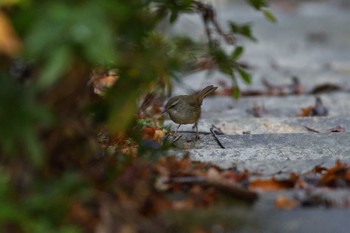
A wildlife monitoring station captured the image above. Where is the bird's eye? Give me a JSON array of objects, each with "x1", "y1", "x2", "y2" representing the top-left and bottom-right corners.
[{"x1": 168, "y1": 99, "x2": 179, "y2": 109}]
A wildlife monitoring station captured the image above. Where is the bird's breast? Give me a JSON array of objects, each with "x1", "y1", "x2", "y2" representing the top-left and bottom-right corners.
[{"x1": 168, "y1": 107, "x2": 201, "y2": 124}]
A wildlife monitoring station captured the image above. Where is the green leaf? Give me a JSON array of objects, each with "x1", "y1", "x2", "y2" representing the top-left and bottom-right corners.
[
  {"x1": 37, "y1": 46, "x2": 71, "y2": 89},
  {"x1": 220, "y1": 66, "x2": 234, "y2": 77},
  {"x1": 209, "y1": 45, "x2": 234, "y2": 77},
  {"x1": 0, "y1": 0, "x2": 21, "y2": 6},
  {"x1": 228, "y1": 73, "x2": 240, "y2": 99},
  {"x1": 108, "y1": 94, "x2": 138, "y2": 133},
  {"x1": 231, "y1": 46, "x2": 244, "y2": 60},
  {"x1": 236, "y1": 66, "x2": 252, "y2": 84},
  {"x1": 246, "y1": 0, "x2": 268, "y2": 10},
  {"x1": 232, "y1": 85, "x2": 240, "y2": 99},
  {"x1": 107, "y1": 78, "x2": 140, "y2": 133},
  {"x1": 24, "y1": 130, "x2": 44, "y2": 167},
  {"x1": 263, "y1": 9, "x2": 277, "y2": 23},
  {"x1": 169, "y1": 11, "x2": 178, "y2": 23},
  {"x1": 230, "y1": 22, "x2": 257, "y2": 41}
]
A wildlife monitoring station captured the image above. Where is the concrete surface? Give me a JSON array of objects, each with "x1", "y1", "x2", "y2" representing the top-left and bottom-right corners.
[{"x1": 165, "y1": 0, "x2": 350, "y2": 232}]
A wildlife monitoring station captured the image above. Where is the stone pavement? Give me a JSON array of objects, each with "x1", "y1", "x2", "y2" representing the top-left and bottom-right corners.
[{"x1": 166, "y1": 0, "x2": 350, "y2": 232}]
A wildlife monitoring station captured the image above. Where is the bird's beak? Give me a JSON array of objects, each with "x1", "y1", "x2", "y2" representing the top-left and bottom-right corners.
[{"x1": 161, "y1": 108, "x2": 168, "y2": 115}]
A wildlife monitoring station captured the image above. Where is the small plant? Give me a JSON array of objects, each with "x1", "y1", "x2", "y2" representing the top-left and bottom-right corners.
[{"x1": 0, "y1": 1, "x2": 275, "y2": 232}]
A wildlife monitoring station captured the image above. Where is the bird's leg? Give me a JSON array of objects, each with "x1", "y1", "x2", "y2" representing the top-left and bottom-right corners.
[
  {"x1": 193, "y1": 122, "x2": 199, "y2": 140},
  {"x1": 171, "y1": 124, "x2": 182, "y2": 142},
  {"x1": 174, "y1": 124, "x2": 181, "y2": 135}
]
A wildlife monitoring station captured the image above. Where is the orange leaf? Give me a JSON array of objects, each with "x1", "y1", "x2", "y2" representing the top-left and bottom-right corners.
[
  {"x1": 312, "y1": 164, "x2": 328, "y2": 174},
  {"x1": 275, "y1": 195, "x2": 298, "y2": 209},
  {"x1": 142, "y1": 127, "x2": 164, "y2": 142},
  {"x1": 89, "y1": 68, "x2": 119, "y2": 95},
  {"x1": 0, "y1": 12, "x2": 21, "y2": 57},
  {"x1": 142, "y1": 127, "x2": 156, "y2": 140},
  {"x1": 249, "y1": 178, "x2": 295, "y2": 191},
  {"x1": 296, "y1": 106, "x2": 313, "y2": 117},
  {"x1": 319, "y1": 160, "x2": 349, "y2": 186},
  {"x1": 153, "y1": 129, "x2": 165, "y2": 142}
]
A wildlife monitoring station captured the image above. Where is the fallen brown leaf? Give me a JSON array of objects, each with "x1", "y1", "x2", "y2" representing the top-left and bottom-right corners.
[
  {"x1": 326, "y1": 125, "x2": 345, "y2": 133},
  {"x1": 249, "y1": 178, "x2": 295, "y2": 191},
  {"x1": 142, "y1": 127, "x2": 165, "y2": 142},
  {"x1": 297, "y1": 106, "x2": 313, "y2": 117},
  {"x1": 310, "y1": 83, "x2": 342, "y2": 94},
  {"x1": 312, "y1": 164, "x2": 329, "y2": 174},
  {"x1": 275, "y1": 195, "x2": 298, "y2": 210},
  {"x1": 319, "y1": 160, "x2": 350, "y2": 187}
]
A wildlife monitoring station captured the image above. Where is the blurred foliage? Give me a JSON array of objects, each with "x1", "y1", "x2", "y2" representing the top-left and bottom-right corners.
[{"x1": 0, "y1": 0, "x2": 274, "y2": 232}]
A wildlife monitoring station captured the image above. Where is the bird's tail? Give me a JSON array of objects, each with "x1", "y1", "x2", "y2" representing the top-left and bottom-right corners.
[{"x1": 196, "y1": 85, "x2": 218, "y2": 102}]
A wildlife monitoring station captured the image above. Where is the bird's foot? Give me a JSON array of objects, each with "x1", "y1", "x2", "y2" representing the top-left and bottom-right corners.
[
  {"x1": 173, "y1": 135, "x2": 182, "y2": 142},
  {"x1": 185, "y1": 135, "x2": 199, "y2": 143},
  {"x1": 195, "y1": 134, "x2": 200, "y2": 141}
]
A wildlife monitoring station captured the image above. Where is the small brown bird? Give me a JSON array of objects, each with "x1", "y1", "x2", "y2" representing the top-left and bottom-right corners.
[{"x1": 164, "y1": 85, "x2": 218, "y2": 139}]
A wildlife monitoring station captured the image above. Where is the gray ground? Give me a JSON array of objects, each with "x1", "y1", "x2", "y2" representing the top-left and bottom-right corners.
[{"x1": 165, "y1": 0, "x2": 350, "y2": 232}]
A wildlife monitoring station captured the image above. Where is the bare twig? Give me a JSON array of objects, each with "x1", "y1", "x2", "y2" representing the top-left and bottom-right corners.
[
  {"x1": 210, "y1": 125, "x2": 225, "y2": 149},
  {"x1": 172, "y1": 135, "x2": 182, "y2": 143},
  {"x1": 177, "y1": 130, "x2": 211, "y2": 135},
  {"x1": 193, "y1": 1, "x2": 235, "y2": 44},
  {"x1": 211, "y1": 124, "x2": 225, "y2": 135},
  {"x1": 165, "y1": 176, "x2": 258, "y2": 203},
  {"x1": 168, "y1": 176, "x2": 206, "y2": 183},
  {"x1": 303, "y1": 125, "x2": 320, "y2": 133}
]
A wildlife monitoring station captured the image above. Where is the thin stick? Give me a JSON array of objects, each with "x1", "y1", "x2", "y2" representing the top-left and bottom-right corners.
[
  {"x1": 177, "y1": 130, "x2": 212, "y2": 135},
  {"x1": 210, "y1": 124, "x2": 225, "y2": 135},
  {"x1": 166, "y1": 176, "x2": 258, "y2": 203},
  {"x1": 172, "y1": 135, "x2": 182, "y2": 143},
  {"x1": 303, "y1": 125, "x2": 320, "y2": 133},
  {"x1": 210, "y1": 125, "x2": 225, "y2": 149}
]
